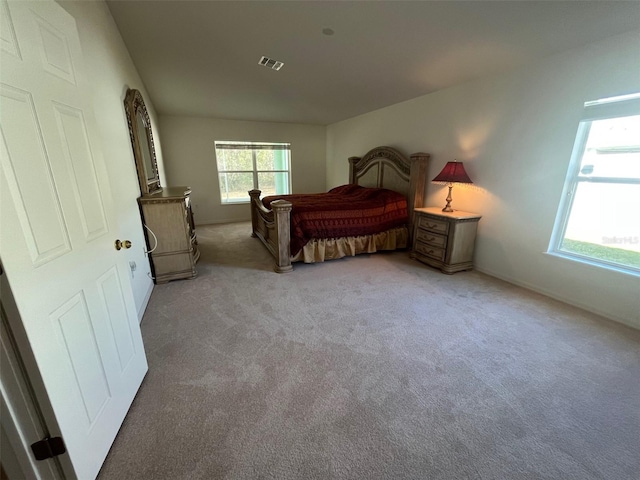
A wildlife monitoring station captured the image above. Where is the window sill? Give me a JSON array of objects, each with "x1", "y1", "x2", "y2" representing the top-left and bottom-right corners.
[
  {"x1": 545, "y1": 250, "x2": 640, "y2": 278},
  {"x1": 221, "y1": 201, "x2": 250, "y2": 206}
]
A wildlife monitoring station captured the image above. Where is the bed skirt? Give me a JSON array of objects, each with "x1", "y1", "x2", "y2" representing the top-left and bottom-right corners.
[{"x1": 290, "y1": 226, "x2": 408, "y2": 264}]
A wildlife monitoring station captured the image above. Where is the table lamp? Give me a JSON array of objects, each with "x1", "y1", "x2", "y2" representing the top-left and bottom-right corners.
[{"x1": 432, "y1": 161, "x2": 473, "y2": 212}]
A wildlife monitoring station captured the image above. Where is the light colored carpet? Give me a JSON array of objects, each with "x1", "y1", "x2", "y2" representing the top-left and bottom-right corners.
[{"x1": 98, "y1": 222, "x2": 640, "y2": 480}]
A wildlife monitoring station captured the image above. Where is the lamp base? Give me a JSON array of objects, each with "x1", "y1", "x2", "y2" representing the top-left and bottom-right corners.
[{"x1": 442, "y1": 184, "x2": 454, "y2": 212}]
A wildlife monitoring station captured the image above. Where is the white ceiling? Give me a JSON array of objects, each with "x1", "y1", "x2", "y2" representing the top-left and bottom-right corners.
[{"x1": 106, "y1": 1, "x2": 640, "y2": 125}]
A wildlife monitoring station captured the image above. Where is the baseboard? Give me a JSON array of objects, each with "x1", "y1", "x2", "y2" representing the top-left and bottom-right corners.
[
  {"x1": 137, "y1": 281, "x2": 154, "y2": 324},
  {"x1": 474, "y1": 266, "x2": 639, "y2": 331}
]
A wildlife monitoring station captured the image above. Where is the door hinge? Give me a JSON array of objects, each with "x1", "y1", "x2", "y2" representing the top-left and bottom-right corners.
[{"x1": 31, "y1": 436, "x2": 66, "y2": 461}]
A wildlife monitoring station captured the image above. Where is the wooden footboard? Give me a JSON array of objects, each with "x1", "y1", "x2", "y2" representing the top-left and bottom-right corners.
[{"x1": 249, "y1": 189, "x2": 293, "y2": 273}]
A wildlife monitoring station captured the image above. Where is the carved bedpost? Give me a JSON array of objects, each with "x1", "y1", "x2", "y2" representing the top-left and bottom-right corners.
[
  {"x1": 408, "y1": 152, "x2": 430, "y2": 240},
  {"x1": 348, "y1": 156, "x2": 361, "y2": 184},
  {"x1": 248, "y1": 189, "x2": 261, "y2": 237},
  {"x1": 270, "y1": 200, "x2": 293, "y2": 273}
]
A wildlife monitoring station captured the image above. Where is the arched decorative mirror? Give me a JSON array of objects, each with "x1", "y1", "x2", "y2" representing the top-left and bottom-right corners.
[{"x1": 124, "y1": 88, "x2": 161, "y2": 195}]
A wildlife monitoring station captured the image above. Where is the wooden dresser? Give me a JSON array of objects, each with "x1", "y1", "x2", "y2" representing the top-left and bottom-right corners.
[
  {"x1": 411, "y1": 207, "x2": 481, "y2": 274},
  {"x1": 138, "y1": 186, "x2": 199, "y2": 283}
]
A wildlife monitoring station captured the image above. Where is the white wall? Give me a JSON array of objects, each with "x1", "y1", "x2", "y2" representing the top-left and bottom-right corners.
[
  {"x1": 58, "y1": 0, "x2": 165, "y2": 319},
  {"x1": 159, "y1": 116, "x2": 326, "y2": 225},
  {"x1": 327, "y1": 30, "x2": 640, "y2": 328}
]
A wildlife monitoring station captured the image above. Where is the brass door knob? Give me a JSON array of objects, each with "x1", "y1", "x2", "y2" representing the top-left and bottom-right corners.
[{"x1": 115, "y1": 239, "x2": 132, "y2": 251}]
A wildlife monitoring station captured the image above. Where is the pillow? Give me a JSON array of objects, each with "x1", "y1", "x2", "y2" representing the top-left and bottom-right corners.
[{"x1": 327, "y1": 184, "x2": 364, "y2": 195}]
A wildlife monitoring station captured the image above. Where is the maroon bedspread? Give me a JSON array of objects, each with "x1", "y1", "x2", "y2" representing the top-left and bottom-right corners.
[{"x1": 263, "y1": 184, "x2": 408, "y2": 256}]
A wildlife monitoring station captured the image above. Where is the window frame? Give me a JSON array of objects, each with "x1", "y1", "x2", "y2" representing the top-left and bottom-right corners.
[
  {"x1": 214, "y1": 141, "x2": 292, "y2": 204},
  {"x1": 548, "y1": 93, "x2": 640, "y2": 276}
]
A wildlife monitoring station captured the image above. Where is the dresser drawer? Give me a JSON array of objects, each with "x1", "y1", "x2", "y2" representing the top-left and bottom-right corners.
[
  {"x1": 415, "y1": 229, "x2": 447, "y2": 248},
  {"x1": 415, "y1": 241, "x2": 446, "y2": 261},
  {"x1": 417, "y1": 215, "x2": 449, "y2": 235}
]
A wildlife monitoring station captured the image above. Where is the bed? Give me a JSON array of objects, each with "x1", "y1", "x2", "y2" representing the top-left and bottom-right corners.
[{"x1": 248, "y1": 146, "x2": 430, "y2": 272}]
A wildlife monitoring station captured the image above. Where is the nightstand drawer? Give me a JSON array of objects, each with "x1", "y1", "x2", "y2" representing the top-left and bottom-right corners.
[
  {"x1": 415, "y1": 229, "x2": 447, "y2": 248},
  {"x1": 417, "y1": 215, "x2": 449, "y2": 235},
  {"x1": 415, "y1": 241, "x2": 446, "y2": 261}
]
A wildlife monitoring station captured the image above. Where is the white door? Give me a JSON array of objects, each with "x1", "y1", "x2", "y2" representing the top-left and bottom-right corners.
[{"x1": 0, "y1": 1, "x2": 148, "y2": 478}]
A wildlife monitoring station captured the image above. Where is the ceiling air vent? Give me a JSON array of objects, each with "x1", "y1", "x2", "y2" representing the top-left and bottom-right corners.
[{"x1": 258, "y1": 56, "x2": 284, "y2": 71}]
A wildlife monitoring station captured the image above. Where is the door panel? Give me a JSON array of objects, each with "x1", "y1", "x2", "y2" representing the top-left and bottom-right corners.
[
  {"x1": 33, "y1": 10, "x2": 77, "y2": 84},
  {"x1": 50, "y1": 292, "x2": 112, "y2": 425},
  {"x1": 97, "y1": 268, "x2": 137, "y2": 373},
  {"x1": 0, "y1": 1, "x2": 148, "y2": 478},
  {"x1": 52, "y1": 101, "x2": 109, "y2": 241},
  {"x1": 0, "y1": 0, "x2": 21, "y2": 59},
  {"x1": 0, "y1": 84, "x2": 72, "y2": 265}
]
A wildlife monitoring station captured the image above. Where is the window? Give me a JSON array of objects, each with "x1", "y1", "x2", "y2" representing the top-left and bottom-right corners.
[
  {"x1": 214, "y1": 141, "x2": 291, "y2": 203},
  {"x1": 549, "y1": 93, "x2": 640, "y2": 274}
]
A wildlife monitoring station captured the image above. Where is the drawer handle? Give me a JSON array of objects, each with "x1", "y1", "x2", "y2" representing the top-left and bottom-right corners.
[{"x1": 426, "y1": 223, "x2": 439, "y2": 229}]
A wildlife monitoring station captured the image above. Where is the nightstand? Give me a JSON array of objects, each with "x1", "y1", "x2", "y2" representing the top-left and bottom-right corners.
[{"x1": 411, "y1": 207, "x2": 481, "y2": 274}]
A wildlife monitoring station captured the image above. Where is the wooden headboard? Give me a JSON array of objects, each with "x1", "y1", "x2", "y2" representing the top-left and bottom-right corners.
[{"x1": 348, "y1": 146, "x2": 430, "y2": 231}]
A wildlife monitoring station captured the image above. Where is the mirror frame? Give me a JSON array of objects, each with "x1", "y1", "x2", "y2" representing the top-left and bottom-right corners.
[{"x1": 124, "y1": 88, "x2": 161, "y2": 195}]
